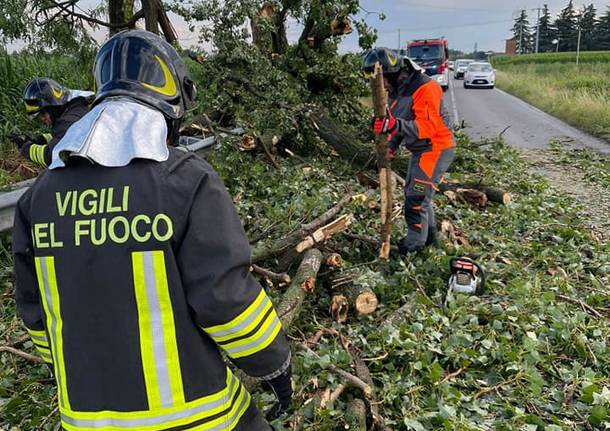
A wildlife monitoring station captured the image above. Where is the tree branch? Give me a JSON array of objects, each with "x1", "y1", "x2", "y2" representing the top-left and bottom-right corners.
[
  {"x1": 0, "y1": 345, "x2": 44, "y2": 364},
  {"x1": 41, "y1": 0, "x2": 144, "y2": 28}
]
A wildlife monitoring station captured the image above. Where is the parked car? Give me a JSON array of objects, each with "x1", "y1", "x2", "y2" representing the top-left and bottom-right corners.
[
  {"x1": 463, "y1": 62, "x2": 496, "y2": 89},
  {"x1": 454, "y1": 59, "x2": 474, "y2": 79},
  {"x1": 448, "y1": 61, "x2": 455, "y2": 70}
]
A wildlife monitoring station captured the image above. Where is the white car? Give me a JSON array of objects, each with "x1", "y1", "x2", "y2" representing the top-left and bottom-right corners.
[
  {"x1": 454, "y1": 59, "x2": 474, "y2": 79},
  {"x1": 448, "y1": 61, "x2": 455, "y2": 70},
  {"x1": 463, "y1": 62, "x2": 495, "y2": 89}
]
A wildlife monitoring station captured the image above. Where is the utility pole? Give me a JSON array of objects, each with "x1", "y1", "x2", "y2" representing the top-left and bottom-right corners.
[
  {"x1": 535, "y1": 7, "x2": 541, "y2": 54},
  {"x1": 398, "y1": 29, "x2": 401, "y2": 50},
  {"x1": 576, "y1": 27, "x2": 582, "y2": 65},
  {"x1": 519, "y1": 9, "x2": 524, "y2": 55}
]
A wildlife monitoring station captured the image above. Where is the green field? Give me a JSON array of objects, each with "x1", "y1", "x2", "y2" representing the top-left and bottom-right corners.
[
  {"x1": 492, "y1": 52, "x2": 610, "y2": 141},
  {"x1": 492, "y1": 51, "x2": 610, "y2": 66},
  {"x1": 0, "y1": 53, "x2": 93, "y2": 187}
]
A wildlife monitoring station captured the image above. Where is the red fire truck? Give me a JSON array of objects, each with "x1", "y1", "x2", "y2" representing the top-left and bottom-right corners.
[{"x1": 406, "y1": 38, "x2": 450, "y2": 92}]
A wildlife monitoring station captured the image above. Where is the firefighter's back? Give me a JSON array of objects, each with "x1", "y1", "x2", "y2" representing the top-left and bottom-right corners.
[{"x1": 23, "y1": 150, "x2": 267, "y2": 430}]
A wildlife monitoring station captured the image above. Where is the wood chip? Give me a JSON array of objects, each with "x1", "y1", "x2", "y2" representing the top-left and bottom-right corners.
[{"x1": 239, "y1": 135, "x2": 257, "y2": 151}]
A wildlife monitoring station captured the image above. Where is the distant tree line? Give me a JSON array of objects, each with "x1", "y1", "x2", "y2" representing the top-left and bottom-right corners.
[{"x1": 512, "y1": 1, "x2": 610, "y2": 53}]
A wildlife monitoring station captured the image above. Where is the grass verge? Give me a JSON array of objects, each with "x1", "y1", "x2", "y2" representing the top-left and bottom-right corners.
[{"x1": 494, "y1": 62, "x2": 610, "y2": 142}]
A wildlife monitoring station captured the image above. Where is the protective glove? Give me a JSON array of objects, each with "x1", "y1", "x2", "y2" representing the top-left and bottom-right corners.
[
  {"x1": 372, "y1": 107, "x2": 397, "y2": 136},
  {"x1": 264, "y1": 363, "x2": 293, "y2": 421},
  {"x1": 8, "y1": 133, "x2": 29, "y2": 150}
]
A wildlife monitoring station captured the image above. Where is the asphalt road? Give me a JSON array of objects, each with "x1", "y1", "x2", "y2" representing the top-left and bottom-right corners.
[{"x1": 446, "y1": 73, "x2": 610, "y2": 154}]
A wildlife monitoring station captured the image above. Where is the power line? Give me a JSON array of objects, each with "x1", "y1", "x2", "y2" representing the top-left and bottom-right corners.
[
  {"x1": 401, "y1": 1, "x2": 514, "y2": 13},
  {"x1": 377, "y1": 18, "x2": 514, "y2": 35}
]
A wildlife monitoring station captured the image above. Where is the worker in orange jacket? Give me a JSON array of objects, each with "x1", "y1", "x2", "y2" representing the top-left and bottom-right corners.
[{"x1": 363, "y1": 48, "x2": 455, "y2": 256}]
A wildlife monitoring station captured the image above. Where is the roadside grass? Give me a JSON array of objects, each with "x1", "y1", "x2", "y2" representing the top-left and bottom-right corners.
[
  {"x1": 0, "y1": 53, "x2": 92, "y2": 187},
  {"x1": 494, "y1": 62, "x2": 610, "y2": 142},
  {"x1": 492, "y1": 51, "x2": 610, "y2": 66},
  {"x1": 2, "y1": 134, "x2": 610, "y2": 430}
]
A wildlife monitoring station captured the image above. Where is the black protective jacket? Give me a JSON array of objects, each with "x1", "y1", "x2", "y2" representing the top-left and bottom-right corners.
[
  {"x1": 22, "y1": 97, "x2": 89, "y2": 167},
  {"x1": 13, "y1": 149, "x2": 289, "y2": 431}
]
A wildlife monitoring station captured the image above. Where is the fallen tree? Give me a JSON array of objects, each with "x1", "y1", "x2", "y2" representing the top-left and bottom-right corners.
[
  {"x1": 251, "y1": 191, "x2": 370, "y2": 263},
  {"x1": 277, "y1": 249, "x2": 323, "y2": 328},
  {"x1": 439, "y1": 182, "x2": 511, "y2": 206}
]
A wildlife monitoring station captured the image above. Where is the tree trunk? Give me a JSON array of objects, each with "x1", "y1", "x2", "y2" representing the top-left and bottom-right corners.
[
  {"x1": 439, "y1": 182, "x2": 511, "y2": 205},
  {"x1": 142, "y1": 0, "x2": 159, "y2": 34},
  {"x1": 308, "y1": 107, "x2": 411, "y2": 174},
  {"x1": 277, "y1": 249, "x2": 323, "y2": 328},
  {"x1": 157, "y1": 1, "x2": 178, "y2": 44},
  {"x1": 369, "y1": 63, "x2": 393, "y2": 259},
  {"x1": 348, "y1": 347, "x2": 390, "y2": 431},
  {"x1": 251, "y1": 3, "x2": 289, "y2": 56},
  {"x1": 108, "y1": 0, "x2": 127, "y2": 35},
  {"x1": 344, "y1": 399, "x2": 367, "y2": 431}
]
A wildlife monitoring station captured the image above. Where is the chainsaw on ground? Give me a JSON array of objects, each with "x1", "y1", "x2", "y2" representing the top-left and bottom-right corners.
[{"x1": 447, "y1": 257, "x2": 485, "y2": 296}]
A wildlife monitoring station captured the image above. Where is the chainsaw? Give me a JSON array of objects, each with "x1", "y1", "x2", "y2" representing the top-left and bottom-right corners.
[{"x1": 447, "y1": 257, "x2": 485, "y2": 296}]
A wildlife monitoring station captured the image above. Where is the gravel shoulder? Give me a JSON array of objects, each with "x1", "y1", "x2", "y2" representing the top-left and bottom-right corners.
[{"x1": 520, "y1": 149, "x2": 610, "y2": 241}]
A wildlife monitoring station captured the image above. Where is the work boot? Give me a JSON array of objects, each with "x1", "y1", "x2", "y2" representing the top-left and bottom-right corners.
[
  {"x1": 425, "y1": 227, "x2": 438, "y2": 247},
  {"x1": 398, "y1": 236, "x2": 423, "y2": 257}
]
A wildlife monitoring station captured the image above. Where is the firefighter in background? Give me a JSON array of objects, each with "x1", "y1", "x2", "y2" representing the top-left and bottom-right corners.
[
  {"x1": 13, "y1": 30, "x2": 291, "y2": 431},
  {"x1": 9, "y1": 78, "x2": 92, "y2": 168},
  {"x1": 363, "y1": 47, "x2": 456, "y2": 256}
]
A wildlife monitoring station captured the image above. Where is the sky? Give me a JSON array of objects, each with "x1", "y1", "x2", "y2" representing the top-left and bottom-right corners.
[
  {"x1": 6, "y1": 0, "x2": 610, "y2": 54},
  {"x1": 339, "y1": 0, "x2": 610, "y2": 53}
]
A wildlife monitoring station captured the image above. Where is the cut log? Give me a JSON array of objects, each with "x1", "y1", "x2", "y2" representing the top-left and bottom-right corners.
[
  {"x1": 277, "y1": 249, "x2": 323, "y2": 328},
  {"x1": 341, "y1": 284, "x2": 379, "y2": 315},
  {"x1": 439, "y1": 182, "x2": 511, "y2": 205},
  {"x1": 251, "y1": 192, "x2": 356, "y2": 263},
  {"x1": 369, "y1": 63, "x2": 393, "y2": 260},
  {"x1": 325, "y1": 253, "x2": 344, "y2": 268},
  {"x1": 344, "y1": 398, "x2": 367, "y2": 431},
  {"x1": 295, "y1": 214, "x2": 353, "y2": 253}
]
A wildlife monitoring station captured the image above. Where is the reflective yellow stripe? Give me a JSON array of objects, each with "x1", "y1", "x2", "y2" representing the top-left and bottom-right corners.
[
  {"x1": 225, "y1": 313, "x2": 282, "y2": 359},
  {"x1": 132, "y1": 252, "x2": 161, "y2": 409},
  {"x1": 29, "y1": 145, "x2": 38, "y2": 164},
  {"x1": 32, "y1": 339, "x2": 49, "y2": 347},
  {"x1": 202, "y1": 288, "x2": 283, "y2": 360},
  {"x1": 210, "y1": 296, "x2": 272, "y2": 343},
  {"x1": 42, "y1": 133, "x2": 52, "y2": 144},
  {"x1": 35, "y1": 345, "x2": 53, "y2": 363},
  {"x1": 36, "y1": 256, "x2": 71, "y2": 409},
  {"x1": 203, "y1": 289, "x2": 267, "y2": 336},
  {"x1": 60, "y1": 369, "x2": 249, "y2": 431},
  {"x1": 152, "y1": 251, "x2": 185, "y2": 406},
  {"x1": 132, "y1": 250, "x2": 184, "y2": 409},
  {"x1": 38, "y1": 144, "x2": 48, "y2": 166}
]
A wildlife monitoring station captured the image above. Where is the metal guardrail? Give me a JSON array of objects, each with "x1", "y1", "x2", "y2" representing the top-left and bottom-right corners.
[{"x1": 0, "y1": 129, "x2": 244, "y2": 234}]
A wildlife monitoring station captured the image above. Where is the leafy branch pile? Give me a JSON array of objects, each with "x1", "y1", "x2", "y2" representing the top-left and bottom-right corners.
[{"x1": 2, "y1": 129, "x2": 610, "y2": 429}]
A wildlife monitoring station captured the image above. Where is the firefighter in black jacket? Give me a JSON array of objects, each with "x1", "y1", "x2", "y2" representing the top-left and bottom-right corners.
[
  {"x1": 13, "y1": 30, "x2": 291, "y2": 431},
  {"x1": 9, "y1": 78, "x2": 92, "y2": 168}
]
